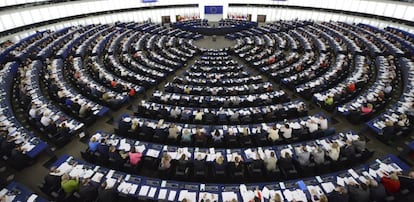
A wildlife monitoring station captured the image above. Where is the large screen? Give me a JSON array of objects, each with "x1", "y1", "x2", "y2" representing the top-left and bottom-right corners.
[{"x1": 204, "y1": 5, "x2": 223, "y2": 14}]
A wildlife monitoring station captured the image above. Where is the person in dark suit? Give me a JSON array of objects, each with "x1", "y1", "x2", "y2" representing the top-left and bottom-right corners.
[
  {"x1": 140, "y1": 122, "x2": 154, "y2": 137},
  {"x1": 108, "y1": 145, "x2": 123, "y2": 165},
  {"x1": 96, "y1": 139, "x2": 109, "y2": 158},
  {"x1": 204, "y1": 110, "x2": 216, "y2": 124},
  {"x1": 348, "y1": 182, "x2": 370, "y2": 202},
  {"x1": 42, "y1": 166, "x2": 62, "y2": 193},
  {"x1": 78, "y1": 178, "x2": 99, "y2": 202},
  {"x1": 229, "y1": 156, "x2": 244, "y2": 180},
  {"x1": 9, "y1": 146, "x2": 29, "y2": 169},
  {"x1": 0, "y1": 136, "x2": 16, "y2": 157},
  {"x1": 117, "y1": 118, "x2": 131, "y2": 135},
  {"x1": 341, "y1": 140, "x2": 356, "y2": 159},
  {"x1": 381, "y1": 120, "x2": 396, "y2": 144},
  {"x1": 57, "y1": 122, "x2": 70, "y2": 138},
  {"x1": 213, "y1": 156, "x2": 226, "y2": 179},
  {"x1": 153, "y1": 126, "x2": 167, "y2": 142},
  {"x1": 46, "y1": 120, "x2": 58, "y2": 135},
  {"x1": 96, "y1": 177, "x2": 122, "y2": 202},
  {"x1": 398, "y1": 171, "x2": 414, "y2": 191},
  {"x1": 277, "y1": 152, "x2": 294, "y2": 171},
  {"x1": 328, "y1": 186, "x2": 349, "y2": 202},
  {"x1": 368, "y1": 179, "x2": 386, "y2": 202},
  {"x1": 193, "y1": 129, "x2": 207, "y2": 146},
  {"x1": 158, "y1": 106, "x2": 169, "y2": 119}
]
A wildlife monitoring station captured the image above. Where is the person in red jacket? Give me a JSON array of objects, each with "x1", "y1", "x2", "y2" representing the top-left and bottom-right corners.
[
  {"x1": 347, "y1": 82, "x2": 356, "y2": 93},
  {"x1": 128, "y1": 88, "x2": 136, "y2": 97},
  {"x1": 381, "y1": 172, "x2": 400, "y2": 193}
]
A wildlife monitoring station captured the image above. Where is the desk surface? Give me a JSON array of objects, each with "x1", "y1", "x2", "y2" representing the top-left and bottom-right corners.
[{"x1": 1, "y1": 181, "x2": 48, "y2": 202}]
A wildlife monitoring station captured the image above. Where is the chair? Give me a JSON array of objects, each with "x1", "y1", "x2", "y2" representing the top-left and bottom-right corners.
[
  {"x1": 316, "y1": 161, "x2": 331, "y2": 175},
  {"x1": 174, "y1": 162, "x2": 189, "y2": 180},
  {"x1": 247, "y1": 160, "x2": 264, "y2": 179},
  {"x1": 226, "y1": 135, "x2": 239, "y2": 148},
  {"x1": 266, "y1": 167, "x2": 281, "y2": 180}
]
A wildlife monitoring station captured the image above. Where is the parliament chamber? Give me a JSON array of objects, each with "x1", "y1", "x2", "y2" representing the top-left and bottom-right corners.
[{"x1": 0, "y1": 0, "x2": 414, "y2": 201}]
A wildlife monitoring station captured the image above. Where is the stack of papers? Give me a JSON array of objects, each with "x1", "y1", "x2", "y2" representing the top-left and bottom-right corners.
[
  {"x1": 157, "y1": 189, "x2": 168, "y2": 200},
  {"x1": 27, "y1": 194, "x2": 38, "y2": 202},
  {"x1": 321, "y1": 182, "x2": 335, "y2": 193},
  {"x1": 283, "y1": 189, "x2": 307, "y2": 202},
  {"x1": 91, "y1": 173, "x2": 103, "y2": 182},
  {"x1": 178, "y1": 190, "x2": 197, "y2": 202},
  {"x1": 222, "y1": 192, "x2": 238, "y2": 201}
]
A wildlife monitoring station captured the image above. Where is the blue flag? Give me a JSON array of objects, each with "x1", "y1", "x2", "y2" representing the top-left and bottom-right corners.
[{"x1": 205, "y1": 6, "x2": 223, "y2": 14}]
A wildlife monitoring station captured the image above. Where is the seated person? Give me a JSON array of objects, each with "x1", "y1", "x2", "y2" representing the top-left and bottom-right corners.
[
  {"x1": 295, "y1": 146, "x2": 310, "y2": 166},
  {"x1": 194, "y1": 110, "x2": 204, "y2": 122},
  {"x1": 194, "y1": 128, "x2": 208, "y2": 146},
  {"x1": 348, "y1": 181, "x2": 370, "y2": 202},
  {"x1": 278, "y1": 151, "x2": 294, "y2": 171},
  {"x1": 78, "y1": 178, "x2": 99, "y2": 201},
  {"x1": 44, "y1": 166, "x2": 63, "y2": 189},
  {"x1": 264, "y1": 151, "x2": 278, "y2": 172},
  {"x1": 341, "y1": 140, "x2": 356, "y2": 159},
  {"x1": 324, "y1": 95, "x2": 334, "y2": 106},
  {"x1": 140, "y1": 122, "x2": 154, "y2": 136},
  {"x1": 280, "y1": 123, "x2": 292, "y2": 139},
  {"x1": 88, "y1": 137, "x2": 99, "y2": 152},
  {"x1": 159, "y1": 152, "x2": 172, "y2": 170},
  {"x1": 267, "y1": 125, "x2": 279, "y2": 142},
  {"x1": 361, "y1": 103, "x2": 373, "y2": 115},
  {"x1": 213, "y1": 155, "x2": 226, "y2": 177},
  {"x1": 307, "y1": 119, "x2": 319, "y2": 133},
  {"x1": 96, "y1": 139, "x2": 109, "y2": 158},
  {"x1": 353, "y1": 136, "x2": 366, "y2": 153},
  {"x1": 327, "y1": 142, "x2": 340, "y2": 161},
  {"x1": 176, "y1": 153, "x2": 189, "y2": 174},
  {"x1": 193, "y1": 153, "x2": 207, "y2": 175},
  {"x1": 381, "y1": 172, "x2": 400, "y2": 194},
  {"x1": 211, "y1": 130, "x2": 224, "y2": 144},
  {"x1": 229, "y1": 156, "x2": 244, "y2": 179},
  {"x1": 312, "y1": 146, "x2": 325, "y2": 165},
  {"x1": 97, "y1": 177, "x2": 123, "y2": 202},
  {"x1": 368, "y1": 179, "x2": 386, "y2": 202},
  {"x1": 61, "y1": 174, "x2": 79, "y2": 194},
  {"x1": 398, "y1": 171, "x2": 414, "y2": 191},
  {"x1": 328, "y1": 186, "x2": 349, "y2": 202},
  {"x1": 181, "y1": 128, "x2": 192, "y2": 143},
  {"x1": 319, "y1": 115, "x2": 328, "y2": 130},
  {"x1": 128, "y1": 147, "x2": 143, "y2": 166},
  {"x1": 79, "y1": 104, "x2": 92, "y2": 118},
  {"x1": 108, "y1": 145, "x2": 123, "y2": 164},
  {"x1": 168, "y1": 124, "x2": 179, "y2": 140}
]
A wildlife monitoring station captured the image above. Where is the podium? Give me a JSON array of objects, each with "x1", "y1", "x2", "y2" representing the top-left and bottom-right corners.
[{"x1": 212, "y1": 35, "x2": 217, "y2": 41}]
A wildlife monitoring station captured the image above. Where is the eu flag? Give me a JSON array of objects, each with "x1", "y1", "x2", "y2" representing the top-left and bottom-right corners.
[{"x1": 204, "y1": 6, "x2": 223, "y2": 14}]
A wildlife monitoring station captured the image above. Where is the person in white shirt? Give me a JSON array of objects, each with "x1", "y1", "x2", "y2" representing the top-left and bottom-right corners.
[
  {"x1": 296, "y1": 146, "x2": 311, "y2": 166},
  {"x1": 267, "y1": 125, "x2": 280, "y2": 142},
  {"x1": 29, "y1": 104, "x2": 38, "y2": 119},
  {"x1": 40, "y1": 111, "x2": 52, "y2": 127},
  {"x1": 194, "y1": 110, "x2": 204, "y2": 122},
  {"x1": 170, "y1": 107, "x2": 181, "y2": 119},
  {"x1": 307, "y1": 119, "x2": 319, "y2": 133},
  {"x1": 280, "y1": 123, "x2": 292, "y2": 139},
  {"x1": 264, "y1": 151, "x2": 278, "y2": 172},
  {"x1": 327, "y1": 142, "x2": 340, "y2": 161},
  {"x1": 319, "y1": 116, "x2": 328, "y2": 130}
]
